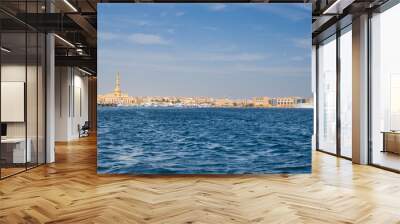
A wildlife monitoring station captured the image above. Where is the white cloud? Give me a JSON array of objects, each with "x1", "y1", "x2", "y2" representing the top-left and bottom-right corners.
[
  {"x1": 101, "y1": 50, "x2": 266, "y2": 63},
  {"x1": 129, "y1": 33, "x2": 169, "y2": 45},
  {"x1": 99, "y1": 32, "x2": 120, "y2": 40},
  {"x1": 175, "y1": 12, "x2": 185, "y2": 16},
  {"x1": 201, "y1": 53, "x2": 267, "y2": 62},
  {"x1": 291, "y1": 38, "x2": 311, "y2": 49},
  {"x1": 166, "y1": 29, "x2": 175, "y2": 34},
  {"x1": 119, "y1": 19, "x2": 151, "y2": 27},
  {"x1": 233, "y1": 65, "x2": 308, "y2": 75},
  {"x1": 99, "y1": 49, "x2": 308, "y2": 79},
  {"x1": 290, "y1": 56, "x2": 304, "y2": 61},
  {"x1": 135, "y1": 20, "x2": 151, "y2": 26},
  {"x1": 242, "y1": 4, "x2": 310, "y2": 21},
  {"x1": 210, "y1": 4, "x2": 227, "y2": 11}
]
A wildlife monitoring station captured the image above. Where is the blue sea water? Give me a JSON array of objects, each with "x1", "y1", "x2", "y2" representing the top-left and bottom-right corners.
[{"x1": 97, "y1": 107, "x2": 313, "y2": 174}]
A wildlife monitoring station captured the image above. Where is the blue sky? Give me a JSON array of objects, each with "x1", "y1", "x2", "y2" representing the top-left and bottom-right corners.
[{"x1": 98, "y1": 3, "x2": 311, "y2": 98}]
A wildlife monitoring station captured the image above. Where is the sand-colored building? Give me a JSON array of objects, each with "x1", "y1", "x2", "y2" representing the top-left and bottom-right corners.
[
  {"x1": 252, "y1": 97, "x2": 271, "y2": 107},
  {"x1": 214, "y1": 98, "x2": 234, "y2": 107},
  {"x1": 97, "y1": 73, "x2": 134, "y2": 105}
]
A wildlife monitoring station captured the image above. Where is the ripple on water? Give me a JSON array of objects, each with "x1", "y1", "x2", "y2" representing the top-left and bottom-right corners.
[{"x1": 98, "y1": 107, "x2": 313, "y2": 174}]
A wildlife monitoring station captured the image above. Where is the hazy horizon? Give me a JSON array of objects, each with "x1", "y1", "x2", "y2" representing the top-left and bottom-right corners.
[
  {"x1": 99, "y1": 92, "x2": 313, "y2": 99},
  {"x1": 98, "y1": 3, "x2": 312, "y2": 98}
]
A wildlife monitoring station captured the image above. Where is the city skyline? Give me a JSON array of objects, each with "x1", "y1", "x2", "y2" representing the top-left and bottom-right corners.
[
  {"x1": 98, "y1": 74, "x2": 313, "y2": 108},
  {"x1": 98, "y1": 4, "x2": 312, "y2": 98}
]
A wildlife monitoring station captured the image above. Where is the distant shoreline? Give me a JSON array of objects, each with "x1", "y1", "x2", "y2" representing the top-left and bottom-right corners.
[{"x1": 97, "y1": 105, "x2": 314, "y2": 109}]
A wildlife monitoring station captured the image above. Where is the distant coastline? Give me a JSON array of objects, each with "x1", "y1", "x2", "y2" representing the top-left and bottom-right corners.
[
  {"x1": 98, "y1": 104, "x2": 314, "y2": 109},
  {"x1": 97, "y1": 95, "x2": 313, "y2": 109},
  {"x1": 97, "y1": 74, "x2": 313, "y2": 109}
]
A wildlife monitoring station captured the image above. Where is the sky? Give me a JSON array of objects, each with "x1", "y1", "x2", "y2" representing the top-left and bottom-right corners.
[{"x1": 98, "y1": 3, "x2": 312, "y2": 98}]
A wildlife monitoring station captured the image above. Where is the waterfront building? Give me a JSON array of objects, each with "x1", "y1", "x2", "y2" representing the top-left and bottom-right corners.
[
  {"x1": 295, "y1": 97, "x2": 314, "y2": 108},
  {"x1": 97, "y1": 74, "x2": 312, "y2": 108},
  {"x1": 97, "y1": 73, "x2": 134, "y2": 105},
  {"x1": 214, "y1": 98, "x2": 234, "y2": 107},
  {"x1": 252, "y1": 97, "x2": 271, "y2": 107}
]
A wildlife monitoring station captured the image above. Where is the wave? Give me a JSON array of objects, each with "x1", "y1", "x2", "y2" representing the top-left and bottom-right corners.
[{"x1": 97, "y1": 107, "x2": 313, "y2": 174}]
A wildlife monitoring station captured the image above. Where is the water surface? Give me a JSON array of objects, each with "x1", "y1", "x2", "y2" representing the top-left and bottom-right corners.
[{"x1": 98, "y1": 107, "x2": 313, "y2": 174}]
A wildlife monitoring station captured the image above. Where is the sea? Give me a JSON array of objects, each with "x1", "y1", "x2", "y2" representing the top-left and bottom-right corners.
[{"x1": 97, "y1": 107, "x2": 313, "y2": 174}]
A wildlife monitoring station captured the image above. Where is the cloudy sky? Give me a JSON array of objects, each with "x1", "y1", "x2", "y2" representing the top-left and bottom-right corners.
[{"x1": 98, "y1": 3, "x2": 312, "y2": 98}]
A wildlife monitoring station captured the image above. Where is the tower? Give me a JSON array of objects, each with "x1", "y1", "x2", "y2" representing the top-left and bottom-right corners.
[{"x1": 114, "y1": 72, "x2": 121, "y2": 97}]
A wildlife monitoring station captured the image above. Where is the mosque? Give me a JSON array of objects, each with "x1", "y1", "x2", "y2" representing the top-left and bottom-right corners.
[{"x1": 97, "y1": 73, "x2": 136, "y2": 105}]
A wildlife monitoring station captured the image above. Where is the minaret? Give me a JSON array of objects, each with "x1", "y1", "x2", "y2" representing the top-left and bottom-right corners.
[{"x1": 114, "y1": 72, "x2": 121, "y2": 97}]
